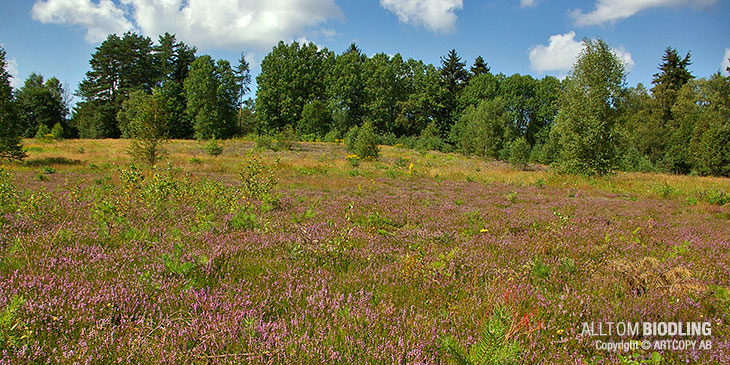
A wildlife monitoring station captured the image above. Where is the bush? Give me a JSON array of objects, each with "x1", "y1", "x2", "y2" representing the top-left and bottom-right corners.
[
  {"x1": 127, "y1": 89, "x2": 169, "y2": 166},
  {"x1": 297, "y1": 100, "x2": 331, "y2": 137},
  {"x1": 255, "y1": 135, "x2": 277, "y2": 151},
  {"x1": 353, "y1": 122, "x2": 379, "y2": 160},
  {"x1": 34, "y1": 124, "x2": 50, "y2": 140},
  {"x1": 0, "y1": 167, "x2": 18, "y2": 216},
  {"x1": 344, "y1": 125, "x2": 359, "y2": 152},
  {"x1": 508, "y1": 137, "x2": 531, "y2": 169},
  {"x1": 275, "y1": 125, "x2": 297, "y2": 151},
  {"x1": 204, "y1": 138, "x2": 223, "y2": 156},
  {"x1": 50, "y1": 122, "x2": 64, "y2": 140},
  {"x1": 379, "y1": 132, "x2": 398, "y2": 146},
  {"x1": 229, "y1": 210, "x2": 257, "y2": 230},
  {"x1": 239, "y1": 154, "x2": 279, "y2": 204},
  {"x1": 416, "y1": 121, "x2": 443, "y2": 152},
  {"x1": 323, "y1": 129, "x2": 340, "y2": 143}
]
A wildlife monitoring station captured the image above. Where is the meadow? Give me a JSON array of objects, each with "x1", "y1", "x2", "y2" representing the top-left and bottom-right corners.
[{"x1": 1, "y1": 138, "x2": 729, "y2": 363}]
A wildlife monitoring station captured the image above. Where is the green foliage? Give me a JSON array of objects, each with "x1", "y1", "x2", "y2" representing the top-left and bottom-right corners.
[
  {"x1": 0, "y1": 167, "x2": 18, "y2": 216},
  {"x1": 256, "y1": 41, "x2": 334, "y2": 132},
  {"x1": 34, "y1": 123, "x2": 51, "y2": 140},
  {"x1": 16, "y1": 73, "x2": 68, "y2": 138},
  {"x1": 416, "y1": 121, "x2": 444, "y2": 152},
  {"x1": 50, "y1": 122, "x2": 64, "y2": 140},
  {"x1": 76, "y1": 32, "x2": 158, "y2": 138},
  {"x1": 530, "y1": 256, "x2": 551, "y2": 281},
  {"x1": 275, "y1": 125, "x2": 297, "y2": 151},
  {"x1": 441, "y1": 306, "x2": 523, "y2": 365},
  {"x1": 552, "y1": 38, "x2": 627, "y2": 175},
  {"x1": 298, "y1": 99, "x2": 332, "y2": 137},
  {"x1": 344, "y1": 125, "x2": 359, "y2": 153},
  {"x1": 508, "y1": 137, "x2": 531, "y2": 169},
  {"x1": 0, "y1": 295, "x2": 32, "y2": 353},
  {"x1": 694, "y1": 119, "x2": 730, "y2": 177},
  {"x1": 327, "y1": 44, "x2": 367, "y2": 132},
  {"x1": 184, "y1": 56, "x2": 239, "y2": 140},
  {"x1": 239, "y1": 154, "x2": 279, "y2": 203},
  {"x1": 204, "y1": 138, "x2": 223, "y2": 156},
  {"x1": 229, "y1": 209, "x2": 258, "y2": 230},
  {"x1": 618, "y1": 351, "x2": 663, "y2": 364},
  {"x1": 255, "y1": 135, "x2": 277, "y2": 151},
  {"x1": 651, "y1": 47, "x2": 694, "y2": 127},
  {"x1": 353, "y1": 121, "x2": 380, "y2": 160},
  {"x1": 451, "y1": 98, "x2": 505, "y2": 158},
  {"x1": 161, "y1": 245, "x2": 197, "y2": 277},
  {"x1": 126, "y1": 88, "x2": 169, "y2": 165},
  {"x1": 0, "y1": 46, "x2": 25, "y2": 161}
]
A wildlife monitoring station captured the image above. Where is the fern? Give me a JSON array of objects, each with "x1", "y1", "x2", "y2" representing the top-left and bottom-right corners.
[{"x1": 442, "y1": 306, "x2": 523, "y2": 365}]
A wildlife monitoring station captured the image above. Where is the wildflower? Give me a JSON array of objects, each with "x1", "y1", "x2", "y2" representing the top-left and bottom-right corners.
[
  {"x1": 557, "y1": 329, "x2": 564, "y2": 335},
  {"x1": 408, "y1": 162, "x2": 415, "y2": 176},
  {"x1": 480, "y1": 228, "x2": 488, "y2": 233}
]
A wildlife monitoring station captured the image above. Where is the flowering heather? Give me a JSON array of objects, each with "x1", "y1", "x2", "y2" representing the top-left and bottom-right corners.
[{"x1": 0, "y1": 139, "x2": 729, "y2": 363}]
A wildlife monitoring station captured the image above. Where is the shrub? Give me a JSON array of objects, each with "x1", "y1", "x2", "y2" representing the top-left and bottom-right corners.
[
  {"x1": 127, "y1": 89, "x2": 169, "y2": 166},
  {"x1": 255, "y1": 135, "x2": 277, "y2": 151},
  {"x1": 353, "y1": 122, "x2": 379, "y2": 160},
  {"x1": 323, "y1": 129, "x2": 340, "y2": 143},
  {"x1": 50, "y1": 122, "x2": 64, "y2": 140},
  {"x1": 34, "y1": 124, "x2": 50, "y2": 141},
  {"x1": 344, "y1": 125, "x2": 359, "y2": 152},
  {"x1": 229, "y1": 210, "x2": 258, "y2": 230},
  {"x1": 0, "y1": 167, "x2": 18, "y2": 216},
  {"x1": 275, "y1": 125, "x2": 297, "y2": 151},
  {"x1": 508, "y1": 137, "x2": 531, "y2": 169},
  {"x1": 204, "y1": 138, "x2": 223, "y2": 156},
  {"x1": 239, "y1": 154, "x2": 279, "y2": 203},
  {"x1": 416, "y1": 121, "x2": 444, "y2": 152}
]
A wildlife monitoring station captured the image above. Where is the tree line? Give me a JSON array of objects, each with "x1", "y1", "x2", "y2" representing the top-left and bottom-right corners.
[{"x1": 0, "y1": 32, "x2": 729, "y2": 176}]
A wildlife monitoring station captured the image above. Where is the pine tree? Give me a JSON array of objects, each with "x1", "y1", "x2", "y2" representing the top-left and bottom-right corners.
[
  {"x1": 440, "y1": 49, "x2": 469, "y2": 92},
  {"x1": 0, "y1": 46, "x2": 25, "y2": 161},
  {"x1": 470, "y1": 56, "x2": 490, "y2": 77},
  {"x1": 651, "y1": 47, "x2": 693, "y2": 126},
  {"x1": 439, "y1": 49, "x2": 469, "y2": 135}
]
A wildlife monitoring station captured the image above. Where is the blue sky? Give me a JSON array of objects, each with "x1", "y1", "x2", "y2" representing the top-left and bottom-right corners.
[{"x1": 1, "y1": 0, "x2": 728, "y2": 104}]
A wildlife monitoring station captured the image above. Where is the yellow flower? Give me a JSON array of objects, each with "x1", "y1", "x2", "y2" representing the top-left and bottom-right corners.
[
  {"x1": 557, "y1": 329, "x2": 564, "y2": 335},
  {"x1": 480, "y1": 228, "x2": 488, "y2": 233},
  {"x1": 408, "y1": 162, "x2": 415, "y2": 176}
]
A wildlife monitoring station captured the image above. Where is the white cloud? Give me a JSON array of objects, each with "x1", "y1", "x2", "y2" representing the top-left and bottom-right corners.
[
  {"x1": 529, "y1": 31, "x2": 634, "y2": 75},
  {"x1": 612, "y1": 46, "x2": 635, "y2": 71},
  {"x1": 7, "y1": 58, "x2": 22, "y2": 89},
  {"x1": 722, "y1": 48, "x2": 730, "y2": 76},
  {"x1": 571, "y1": 0, "x2": 717, "y2": 26},
  {"x1": 380, "y1": 0, "x2": 463, "y2": 33},
  {"x1": 528, "y1": 31, "x2": 585, "y2": 73},
  {"x1": 31, "y1": 0, "x2": 343, "y2": 51},
  {"x1": 31, "y1": 0, "x2": 135, "y2": 43},
  {"x1": 520, "y1": 0, "x2": 537, "y2": 8}
]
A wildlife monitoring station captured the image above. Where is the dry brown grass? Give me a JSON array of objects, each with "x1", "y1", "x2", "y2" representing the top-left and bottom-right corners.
[
  {"x1": 10, "y1": 138, "x2": 730, "y2": 206},
  {"x1": 608, "y1": 257, "x2": 706, "y2": 297}
]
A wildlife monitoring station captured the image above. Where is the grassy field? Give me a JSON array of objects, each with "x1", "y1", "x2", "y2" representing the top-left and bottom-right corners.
[{"x1": 1, "y1": 138, "x2": 729, "y2": 363}]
